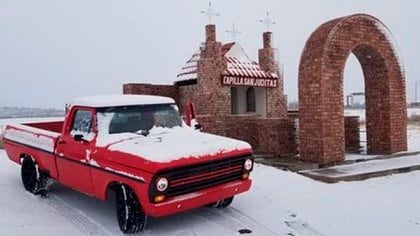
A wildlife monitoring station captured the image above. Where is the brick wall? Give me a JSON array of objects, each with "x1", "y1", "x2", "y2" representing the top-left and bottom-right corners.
[
  {"x1": 123, "y1": 83, "x2": 179, "y2": 102},
  {"x1": 255, "y1": 118, "x2": 297, "y2": 155},
  {"x1": 212, "y1": 115, "x2": 297, "y2": 156},
  {"x1": 298, "y1": 14, "x2": 407, "y2": 164},
  {"x1": 177, "y1": 84, "x2": 198, "y2": 113}
]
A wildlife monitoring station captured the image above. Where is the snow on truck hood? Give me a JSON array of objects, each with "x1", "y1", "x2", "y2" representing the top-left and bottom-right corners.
[{"x1": 99, "y1": 127, "x2": 252, "y2": 163}]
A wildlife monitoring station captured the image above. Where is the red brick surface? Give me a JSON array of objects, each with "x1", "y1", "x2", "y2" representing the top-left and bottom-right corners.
[
  {"x1": 123, "y1": 25, "x2": 294, "y2": 157},
  {"x1": 258, "y1": 32, "x2": 287, "y2": 118},
  {"x1": 123, "y1": 83, "x2": 178, "y2": 101},
  {"x1": 345, "y1": 116, "x2": 361, "y2": 152},
  {"x1": 122, "y1": 15, "x2": 407, "y2": 164},
  {"x1": 299, "y1": 14, "x2": 407, "y2": 164}
]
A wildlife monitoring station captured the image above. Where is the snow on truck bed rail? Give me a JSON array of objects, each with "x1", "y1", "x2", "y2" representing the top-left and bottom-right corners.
[
  {"x1": 3, "y1": 124, "x2": 59, "y2": 153},
  {"x1": 68, "y1": 94, "x2": 175, "y2": 108},
  {"x1": 0, "y1": 117, "x2": 63, "y2": 141}
]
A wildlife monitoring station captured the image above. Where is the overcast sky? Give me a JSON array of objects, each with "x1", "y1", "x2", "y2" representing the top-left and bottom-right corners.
[{"x1": 0, "y1": 0, "x2": 418, "y2": 109}]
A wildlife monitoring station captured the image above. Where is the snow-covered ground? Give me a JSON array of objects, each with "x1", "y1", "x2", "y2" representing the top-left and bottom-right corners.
[
  {"x1": 344, "y1": 108, "x2": 420, "y2": 122},
  {"x1": 345, "y1": 126, "x2": 420, "y2": 161},
  {"x1": 1, "y1": 117, "x2": 420, "y2": 235},
  {"x1": 1, "y1": 149, "x2": 420, "y2": 236}
]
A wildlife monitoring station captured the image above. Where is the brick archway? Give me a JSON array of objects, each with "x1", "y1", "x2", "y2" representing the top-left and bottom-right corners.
[{"x1": 298, "y1": 14, "x2": 407, "y2": 164}]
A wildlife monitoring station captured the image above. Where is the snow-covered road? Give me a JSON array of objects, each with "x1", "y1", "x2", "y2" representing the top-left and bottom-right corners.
[{"x1": 1, "y1": 149, "x2": 420, "y2": 235}]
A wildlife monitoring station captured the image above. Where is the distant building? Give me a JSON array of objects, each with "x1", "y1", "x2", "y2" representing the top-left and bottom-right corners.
[{"x1": 346, "y1": 92, "x2": 365, "y2": 108}]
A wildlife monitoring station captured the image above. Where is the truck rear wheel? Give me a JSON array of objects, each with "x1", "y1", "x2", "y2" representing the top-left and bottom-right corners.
[
  {"x1": 115, "y1": 185, "x2": 147, "y2": 234},
  {"x1": 21, "y1": 157, "x2": 47, "y2": 194}
]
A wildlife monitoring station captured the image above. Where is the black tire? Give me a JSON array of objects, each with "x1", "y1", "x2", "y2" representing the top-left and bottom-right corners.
[
  {"x1": 206, "y1": 202, "x2": 218, "y2": 208},
  {"x1": 115, "y1": 185, "x2": 147, "y2": 234},
  {"x1": 207, "y1": 196, "x2": 234, "y2": 208},
  {"x1": 21, "y1": 157, "x2": 47, "y2": 194},
  {"x1": 217, "y1": 197, "x2": 234, "y2": 208}
]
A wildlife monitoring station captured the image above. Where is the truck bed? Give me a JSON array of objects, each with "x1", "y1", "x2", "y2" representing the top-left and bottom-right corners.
[
  {"x1": 2, "y1": 119, "x2": 64, "y2": 179},
  {"x1": 26, "y1": 120, "x2": 64, "y2": 133}
]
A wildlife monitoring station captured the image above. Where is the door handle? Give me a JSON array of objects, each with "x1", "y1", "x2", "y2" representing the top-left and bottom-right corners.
[{"x1": 58, "y1": 139, "x2": 67, "y2": 145}]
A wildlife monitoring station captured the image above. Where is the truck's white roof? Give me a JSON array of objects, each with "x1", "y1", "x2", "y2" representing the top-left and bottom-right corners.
[{"x1": 68, "y1": 95, "x2": 175, "y2": 108}]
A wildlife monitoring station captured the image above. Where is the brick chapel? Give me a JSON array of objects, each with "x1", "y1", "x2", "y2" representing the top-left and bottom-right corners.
[
  {"x1": 123, "y1": 13, "x2": 407, "y2": 165},
  {"x1": 123, "y1": 23, "x2": 298, "y2": 156}
]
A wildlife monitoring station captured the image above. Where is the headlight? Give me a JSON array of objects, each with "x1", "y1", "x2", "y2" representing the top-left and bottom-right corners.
[
  {"x1": 244, "y1": 159, "x2": 253, "y2": 171},
  {"x1": 156, "y1": 177, "x2": 168, "y2": 192}
]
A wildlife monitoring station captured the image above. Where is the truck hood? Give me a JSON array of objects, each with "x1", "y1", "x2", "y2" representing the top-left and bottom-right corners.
[{"x1": 100, "y1": 126, "x2": 252, "y2": 172}]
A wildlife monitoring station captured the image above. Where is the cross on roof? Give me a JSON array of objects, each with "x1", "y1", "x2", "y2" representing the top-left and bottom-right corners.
[
  {"x1": 260, "y1": 11, "x2": 276, "y2": 32},
  {"x1": 201, "y1": 2, "x2": 220, "y2": 24},
  {"x1": 226, "y1": 23, "x2": 241, "y2": 41}
]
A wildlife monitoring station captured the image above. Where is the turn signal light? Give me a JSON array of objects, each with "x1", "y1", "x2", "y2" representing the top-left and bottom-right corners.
[
  {"x1": 154, "y1": 195, "x2": 166, "y2": 203},
  {"x1": 242, "y1": 172, "x2": 249, "y2": 179}
]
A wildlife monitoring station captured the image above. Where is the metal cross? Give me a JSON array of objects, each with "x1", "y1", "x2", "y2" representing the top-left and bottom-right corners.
[
  {"x1": 226, "y1": 23, "x2": 241, "y2": 41},
  {"x1": 201, "y1": 2, "x2": 220, "y2": 24},
  {"x1": 260, "y1": 11, "x2": 276, "y2": 32}
]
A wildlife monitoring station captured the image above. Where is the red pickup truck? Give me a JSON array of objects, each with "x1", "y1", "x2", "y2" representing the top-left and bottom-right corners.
[{"x1": 2, "y1": 95, "x2": 254, "y2": 233}]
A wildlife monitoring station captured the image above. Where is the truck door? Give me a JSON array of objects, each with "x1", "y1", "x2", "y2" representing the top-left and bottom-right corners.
[{"x1": 56, "y1": 108, "x2": 95, "y2": 195}]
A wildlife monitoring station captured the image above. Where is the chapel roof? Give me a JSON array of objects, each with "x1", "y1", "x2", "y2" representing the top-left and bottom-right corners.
[{"x1": 175, "y1": 42, "x2": 278, "y2": 85}]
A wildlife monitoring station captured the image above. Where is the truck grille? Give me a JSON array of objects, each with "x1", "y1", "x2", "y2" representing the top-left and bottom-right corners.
[{"x1": 153, "y1": 155, "x2": 251, "y2": 199}]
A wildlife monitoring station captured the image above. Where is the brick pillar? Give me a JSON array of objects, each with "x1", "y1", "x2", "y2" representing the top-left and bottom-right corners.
[
  {"x1": 258, "y1": 32, "x2": 287, "y2": 118},
  {"x1": 196, "y1": 24, "x2": 229, "y2": 135},
  {"x1": 344, "y1": 116, "x2": 361, "y2": 152}
]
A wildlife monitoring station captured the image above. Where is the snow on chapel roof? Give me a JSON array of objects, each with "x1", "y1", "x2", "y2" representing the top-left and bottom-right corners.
[
  {"x1": 68, "y1": 95, "x2": 175, "y2": 108},
  {"x1": 176, "y1": 42, "x2": 278, "y2": 83}
]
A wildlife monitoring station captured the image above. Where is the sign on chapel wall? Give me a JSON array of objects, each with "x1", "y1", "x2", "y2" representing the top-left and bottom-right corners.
[{"x1": 222, "y1": 76, "x2": 278, "y2": 88}]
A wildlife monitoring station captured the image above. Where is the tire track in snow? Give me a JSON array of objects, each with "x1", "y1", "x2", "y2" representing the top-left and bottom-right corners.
[
  {"x1": 43, "y1": 194, "x2": 112, "y2": 236},
  {"x1": 191, "y1": 207, "x2": 279, "y2": 235},
  {"x1": 224, "y1": 207, "x2": 281, "y2": 235},
  {"x1": 194, "y1": 205, "x2": 323, "y2": 236},
  {"x1": 284, "y1": 219, "x2": 323, "y2": 236}
]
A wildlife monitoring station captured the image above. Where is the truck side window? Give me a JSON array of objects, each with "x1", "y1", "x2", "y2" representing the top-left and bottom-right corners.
[{"x1": 71, "y1": 110, "x2": 94, "y2": 140}]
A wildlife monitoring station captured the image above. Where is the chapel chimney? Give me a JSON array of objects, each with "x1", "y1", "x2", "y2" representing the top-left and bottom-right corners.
[
  {"x1": 258, "y1": 30, "x2": 287, "y2": 118},
  {"x1": 201, "y1": 24, "x2": 222, "y2": 59},
  {"x1": 259, "y1": 31, "x2": 279, "y2": 74},
  {"x1": 263, "y1": 31, "x2": 273, "y2": 49},
  {"x1": 205, "y1": 24, "x2": 217, "y2": 42}
]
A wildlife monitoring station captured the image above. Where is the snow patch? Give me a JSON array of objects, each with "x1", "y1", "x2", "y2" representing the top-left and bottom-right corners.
[
  {"x1": 0, "y1": 117, "x2": 64, "y2": 137},
  {"x1": 106, "y1": 126, "x2": 251, "y2": 163},
  {"x1": 105, "y1": 167, "x2": 145, "y2": 182},
  {"x1": 373, "y1": 20, "x2": 405, "y2": 75},
  {"x1": 70, "y1": 130, "x2": 95, "y2": 142},
  {"x1": 224, "y1": 43, "x2": 251, "y2": 61},
  {"x1": 89, "y1": 159, "x2": 100, "y2": 168},
  {"x1": 3, "y1": 126, "x2": 57, "y2": 153},
  {"x1": 344, "y1": 108, "x2": 420, "y2": 123}
]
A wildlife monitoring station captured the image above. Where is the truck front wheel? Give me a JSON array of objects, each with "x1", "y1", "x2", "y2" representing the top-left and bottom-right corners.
[
  {"x1": 206, "y1": 196, "x2": 234, "y2": 208},
  {"x1": 21, "y1": 157, "x2": 47, "y2": 194},
  {"x1": 115, "y1": 185, "x2": 147, "y2": 234}
]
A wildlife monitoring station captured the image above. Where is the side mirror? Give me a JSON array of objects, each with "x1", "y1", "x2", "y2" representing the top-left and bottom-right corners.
[
  {"x1": 194, "y1": 123, "x2": 202, "y2": 131},
  {"x1": 74, "y1": 134, "x2": 87, "y2": 142}
]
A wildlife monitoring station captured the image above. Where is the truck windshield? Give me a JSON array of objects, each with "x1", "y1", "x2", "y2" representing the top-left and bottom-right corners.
[{"x1": 97, "y1": 104, "x2": 182, "y2": 135}]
